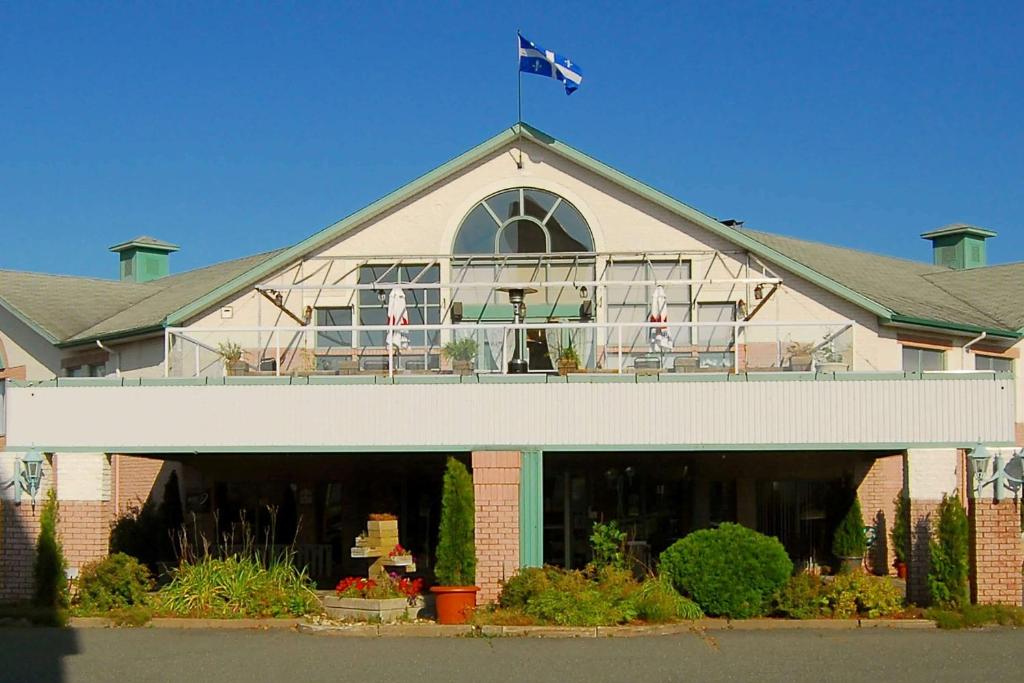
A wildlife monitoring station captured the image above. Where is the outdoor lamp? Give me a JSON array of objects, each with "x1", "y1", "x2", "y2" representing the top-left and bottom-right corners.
[
  {"x1": 754, "y1": 284, "x2": 764, "y2": 300},
  {"x1": 376, "y1": 289, "x2": 387, "y2": 304},
  {"x1": 578, "y1": 285, "x2": 588, "y2": 299},
  {"x1": 17, "y1": 450, "x2": 45, "y2": 505}
]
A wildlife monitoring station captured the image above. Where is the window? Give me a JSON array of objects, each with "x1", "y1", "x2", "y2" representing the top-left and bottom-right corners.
[
  {"x1": 358, "y1": 265, "x2": 441, "y2": 348},
  {"x1": 606, "y1": 260, "x2": 692, "y2": 325},
  {"x1": 453, "y1": 188, "x2": 594, "y2": 255},
  {"x1": 901, "y1": 346, "x2": 945, "y2": 372},
  {"x1": 697, "y1": 303, "x2": 736, "y2": 348},
  {"x1": 975, "y1": 354, "x2": 1013, "y2": 373},
  {"x1": 315, "y1": 307, "x2": 352, "y2": 348}
]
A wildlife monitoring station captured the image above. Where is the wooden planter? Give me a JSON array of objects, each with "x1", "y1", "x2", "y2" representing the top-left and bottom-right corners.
[
  {"x1": 452, "y1": 360, "x2": 474, "y2": 376},
  {"x1": 225, "y1": 361, "x2": 250, "y2": 376},
  {"x1": 557, "y1": 360, "x2": 580, "y2": 376}
]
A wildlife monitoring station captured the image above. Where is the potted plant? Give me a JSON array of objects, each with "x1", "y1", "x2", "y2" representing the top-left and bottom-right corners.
[
  {"x1": 786, "y1": 341, "x2": 815, "y2": 371},
  {"x1": 814, "y1": 340, "x2": 849, "y2": 373},
  {"x1": 890, "y1": 492, "x2": 909, "y2": 579},
  {"x1": 218, "y1": 341, "x2": 249, "y2": 376},
  {"x1": 442, "y1": 338, "x2": 478, "y2": 375},
  {"x1": 430, "y1": 457, "x2": 478, "y2": 624},
  {"x1": 557, "y1": 338, "x2": 581, "y2": 375},
  {"x1": 832, "y1": 496, "x2": 867, "y2": 573}
]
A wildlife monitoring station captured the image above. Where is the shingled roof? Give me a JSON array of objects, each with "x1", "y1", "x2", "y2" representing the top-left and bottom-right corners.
[
  {"x1": 0, "y1": 249, "x2": 283, "y2": 345},
  {"x1": 737, "y1": 228, "x2": 1018, "y2": 334}
]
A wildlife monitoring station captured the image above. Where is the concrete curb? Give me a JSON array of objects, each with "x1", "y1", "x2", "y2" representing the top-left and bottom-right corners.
[
  {"x1": 296, "y1": 618, "x2": 936, "y2": 638},
  {"x1": 69, "y1": 617, "x2": 303, "y2": 630}
]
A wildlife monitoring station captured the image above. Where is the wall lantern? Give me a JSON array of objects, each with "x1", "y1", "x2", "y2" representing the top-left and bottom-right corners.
[
  {"x1": 753, "y1": 284, "x2": 765, "y2": 300},
  {"x1": 376, "y1": 289, "x2": 387, "y2": 305},
  {"x1": 12, "y1": 450, "x2": 45, "y2": 505}
]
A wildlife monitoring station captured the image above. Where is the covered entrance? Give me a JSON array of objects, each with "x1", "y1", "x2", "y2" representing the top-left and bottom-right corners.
[{"x1": 542, "y1": 451, "x2": 876, "y2": 571}]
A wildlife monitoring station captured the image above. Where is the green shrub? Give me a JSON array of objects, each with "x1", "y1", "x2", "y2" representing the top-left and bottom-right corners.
[
  {"x1": 107, "y1": 605, "x2": 154, "y2": 627},
  {"x1": 633, "y1": 577, "x2": 703, "y2": 622},
  {"x1": 832, "y1": 497, "x2": 867, "y2": 561},
  {"x1": 75, "y1": 553, "x2": 154, "y2": 612},
  {"x1": 33, "y1": 489, "x2": 69, "y2": 610},
  {"x1": 434, "y1": 457, "x2": 476, "y2": 586},
  {"x1": 926, "y1": 604, "x2": 1024, "y2": 630},
  {"x1": 890, "y1": 492, "x2": 910, "y2": 565},
  {"x1": 155, "y1": 552, "x2": 320, "y2": 618},
  {"x1": 927, "y1": 494, "x2": 970, "y2": 609},
  {"x1": 659, "y1": 523, "x2": 793, "y2": 618},
  {"x1": 774, "y1": 572, "x2": 903, "y2": 619},
  {"x1": 589, "y1": 521, "x2": 626, "y2": 571},
  {"x1": 522, "y1": 567, "x2": 639, "y2": 626},
  {"x1": 109, "y1": 471, "x2": 184, "y2": 570},
  {"x1": 498, "y1": 567, "x2": 554, "y2": 609},
  {"x1": 773, "y1": 573, "x2": 830, "y2": 619},
  {"x1": 826, "y1": 572, "x2": 904, "y2": 618}
]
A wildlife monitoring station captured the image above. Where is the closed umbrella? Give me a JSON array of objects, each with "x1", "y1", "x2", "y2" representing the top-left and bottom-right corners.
[
  {"x1": 386, "y1": 287, "x2": 410, "y2": 376},
  {"x1": 649, "y1": 285, "x2": 672, "y2": 352}
]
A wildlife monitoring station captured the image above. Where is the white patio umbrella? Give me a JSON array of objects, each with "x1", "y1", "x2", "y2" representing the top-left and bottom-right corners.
[
  {"x1": 386, "y1": 287, "x2": 410, "y2": 376},
  {"x1": 649, "y1": 285, "x2": 672, "y2": 353}
]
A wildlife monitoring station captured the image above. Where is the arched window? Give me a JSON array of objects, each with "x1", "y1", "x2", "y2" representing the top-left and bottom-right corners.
[{"x1": 453, "y1": 188, "x2": 594, "y2": 255}]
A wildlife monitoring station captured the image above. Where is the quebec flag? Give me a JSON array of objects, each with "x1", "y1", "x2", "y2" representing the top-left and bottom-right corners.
[{"x1": 518, "y1": 33, "x2": 583, "y2": 95}]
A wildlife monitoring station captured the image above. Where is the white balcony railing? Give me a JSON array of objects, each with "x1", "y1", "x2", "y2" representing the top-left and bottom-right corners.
[{"x1": 165, "y1": 320, "x2": 855, "y2": 379}]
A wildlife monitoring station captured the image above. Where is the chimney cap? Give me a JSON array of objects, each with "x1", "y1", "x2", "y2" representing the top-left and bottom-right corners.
[
  {"x1": 109, "y1": 235, "x2": 180, "y2": 254},
  {"x1": 920, "y1": 223, "x2": 996, "y2": 240}
]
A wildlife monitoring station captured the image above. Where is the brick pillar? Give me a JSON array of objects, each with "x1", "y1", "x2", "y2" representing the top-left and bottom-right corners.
[
  {"x1": 970, "y1": 498, "x2": 1023, "y2": 606},
  {"x1": 471, "y1": 451, "x2": 520, "y2": 604},
  {"x1": 855, "y1": 454, "x2": 904, "y2": 576},
  {"x1": 55, "y1": 453, "x2": 115, "y2": 576},
  {"x1": 905, "y1": 449, "x2": 959, "y2": 605}
]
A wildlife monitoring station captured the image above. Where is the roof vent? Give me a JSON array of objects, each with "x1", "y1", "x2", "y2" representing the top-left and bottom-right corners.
[
  {"x1": 920, "y1": 224, "x2": 995, "y2": 270},
  {"x1": 109, "y1": 236, "x2": 180, "y2": 283}
]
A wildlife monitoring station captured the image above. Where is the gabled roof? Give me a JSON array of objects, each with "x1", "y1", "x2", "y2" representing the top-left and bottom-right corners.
[
  {"x1": 2, "y1": 123, "x2": 1020, "y2": 345},
  {"x1": 164, "y1": 122, "x2": 1021, "y2": 338},
  {"x1": 0, "y1": 250, "x2": 283, "y2": 345}
]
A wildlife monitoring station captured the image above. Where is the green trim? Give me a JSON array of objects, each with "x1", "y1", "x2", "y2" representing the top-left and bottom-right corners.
[
  {"x1": 920, "y1": 225, "x2": 997, "y2": 240},
  {"x1": 6, "y1": 441, "x2": 1014, "y2": 455},
  {"x1": 888, "y1": 314, "x2": 1019, "y2": 339},
  {"x1": 519, "y1": 449, "x2": 544, "y2": 568}
]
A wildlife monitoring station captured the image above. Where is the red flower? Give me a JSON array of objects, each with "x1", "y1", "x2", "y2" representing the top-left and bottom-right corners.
[{"x1": 388, "y1": 544, "x2": 407, "y2": 558}]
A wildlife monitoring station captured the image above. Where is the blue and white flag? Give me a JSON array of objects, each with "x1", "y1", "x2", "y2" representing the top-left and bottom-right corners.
[{"x1": 518, "y1": 33, "x2": 583, "y2": 95}]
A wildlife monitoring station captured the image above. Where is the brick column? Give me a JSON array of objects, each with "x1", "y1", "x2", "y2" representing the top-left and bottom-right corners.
[
  {"x1": 970, "y1": 498, "x2": 1022, "y2": 605},
  {"x1": 905, "y1": 449, "x2": 959, "y2": 605},
  {"x1": 856, "y1": 454, "x2": 903, "y2": 576},
  {"x1": 55, "y1": 453, "x2": 115, "y2": 576},
  {"x1": 471, "y1": 451, "x2": 520, "y2": 604}
]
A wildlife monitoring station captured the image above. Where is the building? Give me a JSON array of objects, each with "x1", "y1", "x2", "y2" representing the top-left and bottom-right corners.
[{"x1": 1, "y1": 123, "x2": 1021, "y2": 605}]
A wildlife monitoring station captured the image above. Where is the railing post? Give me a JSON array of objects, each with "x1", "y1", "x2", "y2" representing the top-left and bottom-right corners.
[
  {"x1": 164, "y1": 329, "x2": 170, "y2": 378},
  {"x1": 734, "y1": 322, "x2": 741, "y2": 373},
  {"x1": 275, "y1": 329, "x2": 281, "y2": 377},
  {"x1": 194, "y1": 343, "x2": 200, "y2": 379},
  {"x1": 617, "y1": 325, "x2": 623, "y2": 373}
]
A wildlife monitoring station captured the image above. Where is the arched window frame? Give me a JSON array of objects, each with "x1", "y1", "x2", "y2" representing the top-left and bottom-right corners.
[{"x1": 453, "y1": 187, "x2": 593, "y2": 255}]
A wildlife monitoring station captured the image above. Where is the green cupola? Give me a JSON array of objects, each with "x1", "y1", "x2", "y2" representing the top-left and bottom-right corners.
[
  {"x1": 921, "y1": 224, "x2": 996, "y2": 270},
  {"x1": 109, "y1": 236, "x2": 180, "y2": 283}
]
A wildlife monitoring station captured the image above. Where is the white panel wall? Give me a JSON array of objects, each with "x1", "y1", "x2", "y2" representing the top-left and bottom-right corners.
[{"x1": 5, "y1": 377, "x2": 1015, "y2": 452}]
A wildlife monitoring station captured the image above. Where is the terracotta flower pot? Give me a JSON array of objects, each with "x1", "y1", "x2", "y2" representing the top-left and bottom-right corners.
[
  {"x1": 894, "y1": 560, "x2": 908, "y2": 579},
  {"x1": 430, "y1": 585, "x2": 479, "y2": 624}
]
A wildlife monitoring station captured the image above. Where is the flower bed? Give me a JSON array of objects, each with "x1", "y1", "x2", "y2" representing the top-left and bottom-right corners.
[{"x1": 326, "y1": 574, "x2": 424, "y2": 623}]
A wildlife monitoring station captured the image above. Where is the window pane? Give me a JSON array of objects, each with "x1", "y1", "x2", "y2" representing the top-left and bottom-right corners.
[
  {"x1": 487, "y1": 190, "x2": 521, "y2": 222},
  {"x1": 697, "y1": 303, "x2": 735, "y2": 347},
  {"x1": 901, "y1": 347, "x2": 918, "y2": 372},
  {"x1": 523, "y1": 189, "x2": 557, "y2": 220},
  {"x1": 976, "y1": 355, "x2": 1012, "y2": 372},
  {"x1": 919, "y1": 348, "x2": 944, "y2": 371},
  {"x1": 316, "y1": 307, "x2": 352, "y2": 347},
  {"x1": 453, "y1": 204, "x2": 499, "y2": 254},
  {"x1": 548, "y1": 202, "x2": 593, "y2": 252},
  {"x1": 497, "y1": 220, "x2": 547, "y2": 254},
  {"x1": 358, "y1": 307, "x2": 387, "y2": 347}
]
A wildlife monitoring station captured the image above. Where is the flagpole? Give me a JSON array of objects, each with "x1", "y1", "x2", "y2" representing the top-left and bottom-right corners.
[{"x1": 516, "y1": 29, "x2": 522, "y2": 124}]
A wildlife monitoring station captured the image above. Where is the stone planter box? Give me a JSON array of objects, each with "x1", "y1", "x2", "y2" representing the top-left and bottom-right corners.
[{"x1": 322, "y1": 595, "x2": 415, "y2": 623}]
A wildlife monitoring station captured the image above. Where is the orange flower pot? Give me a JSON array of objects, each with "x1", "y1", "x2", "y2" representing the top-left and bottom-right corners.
[{"x1": 431, "y1": 586, "x2": 479, "y2": 624}]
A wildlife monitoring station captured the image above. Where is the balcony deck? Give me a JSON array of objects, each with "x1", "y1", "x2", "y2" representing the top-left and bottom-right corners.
[{"x1": 2, "y1": 371, "x2": 1015, "y2": 454}]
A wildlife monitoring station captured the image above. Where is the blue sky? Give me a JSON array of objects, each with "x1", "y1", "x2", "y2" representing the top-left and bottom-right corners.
[{"x1": 2, "y1": 1, "x2": 1021, "y2": 278}]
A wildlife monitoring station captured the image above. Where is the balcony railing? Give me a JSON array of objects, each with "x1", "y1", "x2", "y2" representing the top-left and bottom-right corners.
[{"x1": 164, "y1": 320, "x2": 855, "y2": 379}]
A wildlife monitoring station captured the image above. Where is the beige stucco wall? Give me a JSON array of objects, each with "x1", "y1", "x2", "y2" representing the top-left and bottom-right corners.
[{"x1": 0, "y1": 307, "x2": 63, "y2": 380}]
